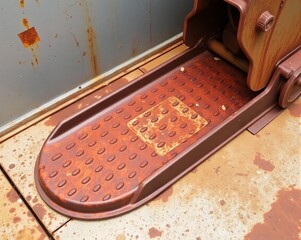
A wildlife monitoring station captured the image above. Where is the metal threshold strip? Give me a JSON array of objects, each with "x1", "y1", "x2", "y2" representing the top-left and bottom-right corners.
[{"x1": 35, "y1": 46, "x2": 281, "y2": 219}]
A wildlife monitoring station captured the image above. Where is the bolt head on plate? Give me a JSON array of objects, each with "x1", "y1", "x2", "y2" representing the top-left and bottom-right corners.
[{"x1": 257, "y1": 11, "x2": 275, "y2": 32}]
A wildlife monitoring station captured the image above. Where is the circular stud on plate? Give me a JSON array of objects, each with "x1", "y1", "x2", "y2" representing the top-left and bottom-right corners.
[{"x1": 257, "y1": 11, "x2": 274, "y2": 32}]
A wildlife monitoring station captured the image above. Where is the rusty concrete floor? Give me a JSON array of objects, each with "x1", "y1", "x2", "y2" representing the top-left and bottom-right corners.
[{"x1": 0, "y1": 42, "x2": 300, "y2": 240}]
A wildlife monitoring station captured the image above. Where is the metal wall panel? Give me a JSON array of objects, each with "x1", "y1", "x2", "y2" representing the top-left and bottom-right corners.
[{"x1": 0, "y1": 0, "x2": 192, "y2": 130}]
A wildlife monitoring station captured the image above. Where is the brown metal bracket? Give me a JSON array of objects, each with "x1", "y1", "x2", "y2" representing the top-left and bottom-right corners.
[
  {"x1": 279, "y1": 67, "x2": 301, "y2": 108},
  {"x1": 248, "y1": 49, "x2": 301, "y2": 134},
  {"x1": 184, "y1": 0, "x2": 301, "y2": 91}
]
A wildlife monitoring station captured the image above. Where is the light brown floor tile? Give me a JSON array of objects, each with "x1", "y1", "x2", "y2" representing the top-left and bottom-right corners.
[
  {"x1": 139, "y1": 44, "x2": 189, "y2": 73},
  {"x1": 0, "y1": 170, "x2": 48, "y2": 240},
  {"x1": 123, "y1": 69, "x2": 144, "y2": 82}
]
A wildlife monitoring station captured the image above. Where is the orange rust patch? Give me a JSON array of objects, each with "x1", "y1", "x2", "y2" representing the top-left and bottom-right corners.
[
  {"x1": 128, "y1": 96, "x2": 208, "y2": 156},
  {"x1": 6, "y1": 188, "x2": 19, "y2": 203},
  {"x1": 87, "y1": 26, "x2": 99, "y2": 76},
  {"x1": 245, "y1": 188, "x2": 301, "y2": 240},
  {"x1": 148, "y1": 227, "x2": 163, "y2": 239},
  {"x1": 9, "y1": 207, "x2": 16, "y2": 213},
  {"x1": 18, "y1": 18, "x2": 41, "y2": 69},
  {"x1": 8, "y1": 164, "x2": 15, "y2": 169},
  {"x1": 288, "y1": 101, "x2": 301, "y2": 118},
  {"x1": 18, "y1": 27, "x2": 40, "y2": 48},
  {"x1": 32, "y1": 203, "x2": 46, "y2": 220},
  {"x1": 20, "y1": 0, "x2": 24, "y2": 8},
  {"x1": 253, "y1": 152, "x2": 275, "y2": 172},
  {"x1": 13, "y1": 216, "x2": 21, "y2": 223},
  {"x1": 22, "y1": 18, "x2": 29, "y2": 29}
]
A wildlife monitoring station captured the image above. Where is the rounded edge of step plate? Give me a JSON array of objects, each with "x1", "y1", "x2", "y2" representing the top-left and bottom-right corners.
[
  {"x1": 34, "y1": 141, "x2": 207, "y2": 220},
  {"x1": 34, "y1": 156, "x2": 139, "y2": 220},
  {"x1": 34, "y1": 149, "x2": 180, "y2": 220}
]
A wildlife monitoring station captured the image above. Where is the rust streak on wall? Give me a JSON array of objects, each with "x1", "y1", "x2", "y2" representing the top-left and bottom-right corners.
[
  {"x1": 30, "y1": 47, "x2": 39, "y2": 68},
  {"x1": 22, "y1": 18, "x2": 30, "y2": 30},
  {"x1": 87, "y1": 26, "x2": 99, "y2": 75},
  {"x1": 79, "y1": 0, "x2": 99, "y2": 76},
  {"x1": 20, "y1": 0, "x2": 25, "y2": 8},
  {"x1": 18, "y1": 18, "x2": 40, "y2": 70}
]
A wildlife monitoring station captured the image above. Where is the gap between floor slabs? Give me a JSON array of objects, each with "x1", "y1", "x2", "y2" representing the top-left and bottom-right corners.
[{"x1": 0, "y1": 163, "x2": 55, "y2": 240}]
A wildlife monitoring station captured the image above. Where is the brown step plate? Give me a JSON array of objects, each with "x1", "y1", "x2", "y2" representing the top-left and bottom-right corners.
[{"x1": 35, "y1": 50, "x2": 257, "y2": 219}]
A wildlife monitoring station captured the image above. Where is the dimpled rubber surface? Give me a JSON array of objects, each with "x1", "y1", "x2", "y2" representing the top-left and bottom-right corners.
[{"x1": 35, "y1": 51, "x2": 255, "y2": 219}]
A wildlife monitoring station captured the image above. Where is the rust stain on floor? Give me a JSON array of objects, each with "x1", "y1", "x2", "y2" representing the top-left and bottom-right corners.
[
  {"x1": 8, "y1": 164, "x2": 15, "y2": 170},
  {"x1": 172, "y1": 151, "x2": 256, "y2": 207},
  {"x1": 32, "y1": 203, "x2": 47, "y2": 220},
  {"x1": 288, "y1": 101, "x2": 301, "y2": 117},
  {"x1": 245, "y1": 187, "x2": 301, "y2": 240},
  {"x1": 153, "y1": 187, "x2": 174, "y2": 203},
  {"x1": 6, "y1": 188, "x2": 19, "y2": 203},
  {"x1": 148, "y1": 227, "x2": 163, "y2": 238},
  {"x1": 253, "y1": 152, "x2": 275, "y2": 172},
  {"x1": 163, "y1": 104, "x2": 301, "y2": 225},
  {"x1": 0, "y1": 171, "x2": 47, "y2": 240}
]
